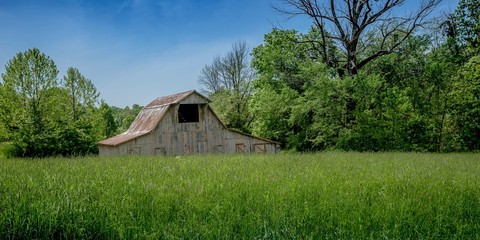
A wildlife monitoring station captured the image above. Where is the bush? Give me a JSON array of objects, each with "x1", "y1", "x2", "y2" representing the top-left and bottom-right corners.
[{"x1": 9, "y1": 123, "x2": 98, "y2": 158}]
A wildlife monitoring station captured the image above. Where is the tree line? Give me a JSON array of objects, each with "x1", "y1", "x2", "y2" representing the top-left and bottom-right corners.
[
  {"x1": 0, "y1": 48, "x2": 143, "y2": 157},
  {"x1": 200, "y1": 0, "x2": 479, "y2": 152}
]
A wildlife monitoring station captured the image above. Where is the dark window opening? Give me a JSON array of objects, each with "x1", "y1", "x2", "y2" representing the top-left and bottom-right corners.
[{"x1": 178, "y1": 104, "x2": 199, "y2": 123}]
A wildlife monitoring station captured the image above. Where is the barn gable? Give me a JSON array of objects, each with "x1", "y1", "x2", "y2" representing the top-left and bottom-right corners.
[{"x1": 98, "y1": 90, "x2": 279, "y2": 156}]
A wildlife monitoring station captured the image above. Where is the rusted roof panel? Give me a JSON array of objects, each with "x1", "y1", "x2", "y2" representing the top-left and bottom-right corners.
[
  {"x1": 97, "y1": 132, "x2": 146, "y2": 147},
  {"x1": 144, "y1": 90, "x2": 210, "y2": 108},
  {"x1": 98, "y1": 105, "x2": 169, "y2": 146},
  {"x1": 145, "y1": 90, "x2": 194, "y2": 108},
  {"x1": 126, "y1": 105, "x2": 169, "y2": 133}
]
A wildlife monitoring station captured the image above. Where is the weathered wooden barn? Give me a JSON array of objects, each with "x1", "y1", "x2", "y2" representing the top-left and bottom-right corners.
[{"x1": 98, "y1": 90, "x2": 279, "y2": 156}]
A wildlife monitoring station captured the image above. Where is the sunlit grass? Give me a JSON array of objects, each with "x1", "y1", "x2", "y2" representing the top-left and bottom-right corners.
[{"x1": 0, "y1": 152, "x2": 479, "y2": 239}]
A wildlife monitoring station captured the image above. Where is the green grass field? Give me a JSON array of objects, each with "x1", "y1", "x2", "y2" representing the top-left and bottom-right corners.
[{"x1": 0, "y1": 152, "x2": 479, "y2": 239}]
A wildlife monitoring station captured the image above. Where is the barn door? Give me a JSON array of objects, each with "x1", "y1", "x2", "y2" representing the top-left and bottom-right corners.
[
  {"x1": 254, "y1": 144, "x2": 267, "y2": 154},
  {"x1": 129, "y1": 147, "x2": 141, "y2": 155},
  {"x1": 236, "y1": 143, "x2": 246, "y2": 153}
]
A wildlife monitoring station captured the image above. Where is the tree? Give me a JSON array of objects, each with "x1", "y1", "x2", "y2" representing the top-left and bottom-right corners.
[
  {"x1": 452, "y1": 0, "x2": 479, "y2": 50},
  {"x1": 253, "y1": 28, "x2": 316, "y2": 93},
  {"x1": 274, "y1": 0, "x2": 440, "y2": 76},
  {"x1": 449, "y1": 56, "x2": 480, "y2": 151},
  {"x1": 0, "y1": 48, "x2": 60, "y2": 156},
  {"x1": 0, "y1": 48, "x2": 58, "y2": 135},
  {"x1": 198, "y1": 41, "x2": 255, "y2": 131},
  {"x1": 199, "y1": 41, "x2": 255, "y2": 95},
  {"x1": 110, "y1": 104, "x2": 142, "y2": 134},
  {"x1": 249, "y1": 83, "x2": 298, "y2": 148},
  {"x1": 251, "y1": 29, "x2": 337, "y2": 150},
  {"x1": 55, "y1": 67, "x2": 102, "y2": 156},
  {"x1": 62, "y1": 67, "x2": 99, "y2": 121},
  {"x1": 0, "y1": 49, "x2": 105, "y2": 157},
  {"x1": 99, "y1": 102, "x2": 117, "y2": 138}
]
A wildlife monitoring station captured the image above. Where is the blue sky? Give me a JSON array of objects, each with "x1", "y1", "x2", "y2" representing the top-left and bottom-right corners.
[{"x1": 0, "y1": 0, "x2": 459, "y2": 107}]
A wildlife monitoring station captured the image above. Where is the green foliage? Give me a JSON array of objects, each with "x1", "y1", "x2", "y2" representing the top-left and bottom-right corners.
[
  {"x1": 359, "y1": 36, "x2": 459, "y2": 152},
  {"x1": 252, "y1": 28, "x2": 318, "y2": 93},
  {"x1": 249, "y1": 83, "x2": 298, "y2": 146},
  {"x1": 0, "y1": 48, "x2": 58, "y2": 135},
  {"x1": 334, "y1": 74, "x2": 410, "y2": 151},
  {"x1": 0, "y1": 153, "x2": 479, "y2": 238},
  {"x1": 0, "y1": 49, "x2": 107, "y2": 157},
  {"x1": 251, "y1": 29, "x2": 339, "y2": 151},
  {"x1": 62, "y1": 67, "x2": 99, "y2": 121},
  {"x1": 0, "y1": 142, "x2": 10, "y2": 159},
  {"x1": 7, "y1": 123, "x2": 98, "y2": 157},
  {"x1": 210, "y1": 90, "x2": 252, "y2": 133},
  {"x1": 99, "y1": 102, "x2": 118, "y2": 138},
  {"x1": 0, "y1": 123, "x2": 7, "y2": 142},
  {"x1": 110, "y1": 104, "x2": 142, "y2": 134},
  {"x1": 249, "y1": 19, "x2": 480, "y2": 152},
  {"x1": 449, "y1": 56, "x2": 480, "y2": 151},
  {"x1": 453, "y1": 0, "x2": 480, "y2": 50},
  {"x1": 0, "y1": 48, "x2": 60, "y2": 157}
]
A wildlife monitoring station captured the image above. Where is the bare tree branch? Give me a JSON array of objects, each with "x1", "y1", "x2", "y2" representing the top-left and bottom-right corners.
[
  {"x1": 198, "y1": 40, "x2": 255, "y2": 96},
  {"x1": 274, "y1": 0, "x2": 441, "y2": 76}
]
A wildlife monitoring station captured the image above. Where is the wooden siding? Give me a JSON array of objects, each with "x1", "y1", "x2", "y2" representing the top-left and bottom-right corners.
[{"x1": 180, "y1": 94, "x2": 209, "y2": 104}]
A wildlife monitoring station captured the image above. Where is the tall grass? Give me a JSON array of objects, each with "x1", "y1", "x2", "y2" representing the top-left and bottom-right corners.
[{"x1": 0, "y1": 152, "x2": 479, "y2": 239}]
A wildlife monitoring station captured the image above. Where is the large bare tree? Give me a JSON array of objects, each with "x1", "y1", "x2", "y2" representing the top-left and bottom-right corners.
[
  {"x1": 275, "y1": 0, "x2": 441, "y2": 76},
  {"x1": 198, "y1": 41, "x2": 256, "y2": 131},
  {"x1": 198, "y1": 40, "x2": 255, "y2": 96}
]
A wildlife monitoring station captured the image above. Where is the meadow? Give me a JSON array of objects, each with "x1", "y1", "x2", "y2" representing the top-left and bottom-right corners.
[{"x1": 0, "y1": 152, "x2": 479, "y2": 239}]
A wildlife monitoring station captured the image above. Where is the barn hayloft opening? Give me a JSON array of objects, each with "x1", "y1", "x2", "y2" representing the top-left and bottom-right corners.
[{"x1": 178, "y1": 104, "x2": 199, "y2": 123}]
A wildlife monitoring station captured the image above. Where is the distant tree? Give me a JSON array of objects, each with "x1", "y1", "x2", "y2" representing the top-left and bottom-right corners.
[
  {"x1": 99, "y1": 102, "x2": 117, "y2": 138},
  {"x1": 198, "y1": 41, "x2": 255, "y2": 132},
  {"x1": 452, "y1": 0, "x2": 479, "y2": 50},
  {"x1": 109, "y1": 104, "x2": 142, "y2": 134},
  {"x1": 62, "y1": 67, "x2": 99, "y2": 121},
  {"x1": 274, "y1": 0, "x2": 440, "y2": 76}
]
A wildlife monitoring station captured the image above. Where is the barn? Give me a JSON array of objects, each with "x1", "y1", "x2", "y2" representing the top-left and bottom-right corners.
[{"x1": 98, "y1": 90, "x2": 280, "y2": 156}]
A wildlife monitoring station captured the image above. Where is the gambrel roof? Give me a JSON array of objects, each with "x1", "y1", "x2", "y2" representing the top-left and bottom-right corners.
[
  {"x1": 98, "y1": 90, "x2": 208, "y2": 146},
  {"x1": 98, "y1": 90, "x2": 278, "y2": 147}
]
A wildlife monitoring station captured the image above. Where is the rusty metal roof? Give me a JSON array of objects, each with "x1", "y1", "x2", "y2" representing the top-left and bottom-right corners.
[
  {"x1": 98, "y1": 90, "x2": 209, "y2": 147},
  {"x1": 98, "y1": 105, "x2": 169, "y2": 146},
  {"x1": 144, "y1": 90, "x2": 209, "y2": 109}
]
